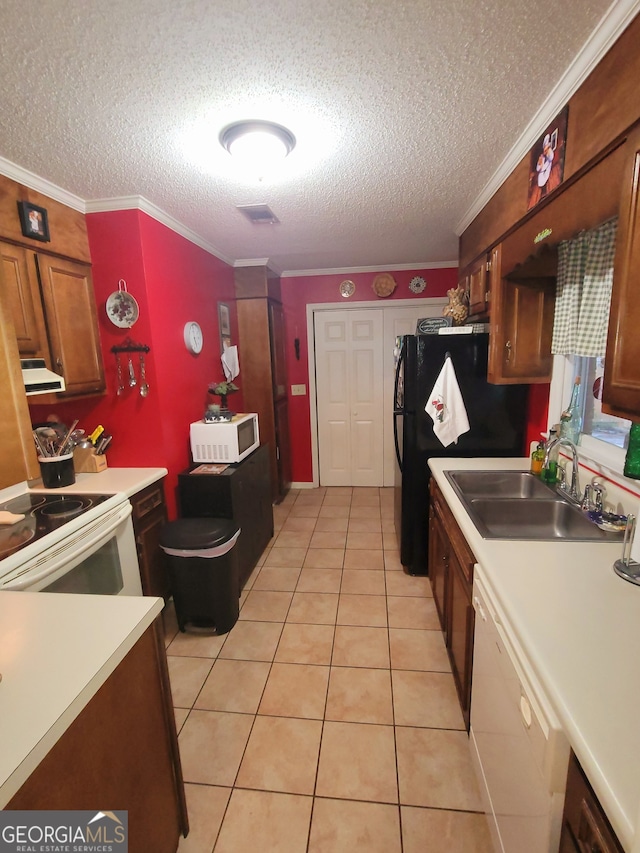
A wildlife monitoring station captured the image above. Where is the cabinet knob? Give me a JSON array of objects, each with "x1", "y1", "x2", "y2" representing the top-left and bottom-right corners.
[
  {"x1": 56, "y1": 358, "x2": 63, "y2": 370},
  {"x1": 505, "y1": 340, "x2": 512, "y2": 363}
]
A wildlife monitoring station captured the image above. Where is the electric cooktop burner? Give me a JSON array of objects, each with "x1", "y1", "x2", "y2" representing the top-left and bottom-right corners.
[{"x1": 0, "y1": 492, "x2": 112, "y2": 560}]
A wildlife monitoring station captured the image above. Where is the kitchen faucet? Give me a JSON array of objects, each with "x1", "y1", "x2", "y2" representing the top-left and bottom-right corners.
[{"x1": 543, "y1": 437, "x2": 583, "y2": 506}]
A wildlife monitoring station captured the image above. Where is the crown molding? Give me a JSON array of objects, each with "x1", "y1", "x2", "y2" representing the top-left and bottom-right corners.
[
  {"x1": 85, "y1": 195, "x2": 234, "y2": 265},
  {"x1": 0, "y1": 155, "x2": 85, "y2": 211},
  {"x1": 281, "y1": 260, "x2": 457, "y2": 278},
  {"x1": 455, "y1": 0, "x2": 640, "y2": 236}
]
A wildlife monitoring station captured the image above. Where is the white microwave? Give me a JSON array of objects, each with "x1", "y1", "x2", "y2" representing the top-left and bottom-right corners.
[{"x1": 190, "y1": 413, "x2": 260, "y2": 463}]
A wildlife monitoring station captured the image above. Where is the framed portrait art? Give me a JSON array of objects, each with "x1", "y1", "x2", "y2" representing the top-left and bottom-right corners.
[
  {"x1": 527, "y1": 106, "x2": 569, "y2": 210},
  {"x1": 218, "y1": 302, "x2": 231, "y2": 353},
  {"x1": 17, "y1": 201, "x2": 50, "y2": 242}
]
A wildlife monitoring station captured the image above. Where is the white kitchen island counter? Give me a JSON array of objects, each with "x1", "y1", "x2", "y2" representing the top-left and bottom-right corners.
[
  {"x1": 429, "y1": 457, "x2": 640, "y2": 852},
  {"x1": 0, "y1": 590, "x2": 163, "y2": 807}
]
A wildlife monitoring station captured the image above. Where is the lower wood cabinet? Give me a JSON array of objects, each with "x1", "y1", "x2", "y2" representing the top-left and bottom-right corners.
[
  {"x1": 428, "y1": 478, "x2": 475, "y2": 730},
  {"x1": 131, "y1": 480, "x2": 170, "y2": 600},
  {"x1": 559, "y1": 752, "x2": 624, "y2": 853},
  {"x1": 8, "y1": 620, "x2": 188, "y2": 853}
]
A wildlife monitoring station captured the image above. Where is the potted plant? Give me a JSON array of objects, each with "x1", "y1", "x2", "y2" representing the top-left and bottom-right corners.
[{"x1": 207, "y1": 380, "x2": 239, "y2": 416}]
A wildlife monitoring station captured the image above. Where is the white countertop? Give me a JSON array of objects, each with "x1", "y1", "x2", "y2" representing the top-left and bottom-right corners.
[
  {"x1": 0, "y1": 591, "x2": 163, "y2": 806},
  {"x1": 429, "y1": 457, "x2": 640, "y2": 852},
  {"x1": 30, "y1": 466, "x2": 167, "y2": 498}
]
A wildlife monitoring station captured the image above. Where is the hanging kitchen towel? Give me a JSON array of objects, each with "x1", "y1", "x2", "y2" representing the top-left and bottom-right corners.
[
  {"x1": 426, "y1": 355, "x2": 470, "y2": 447},
  {"x1": 221, "y1": 345, "x2": 239, "y2": 381}
]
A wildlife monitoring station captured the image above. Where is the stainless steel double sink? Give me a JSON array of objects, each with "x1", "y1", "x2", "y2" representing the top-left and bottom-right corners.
[{"x1": 444, "y1": 470, "x2": 623, "y2": 541}]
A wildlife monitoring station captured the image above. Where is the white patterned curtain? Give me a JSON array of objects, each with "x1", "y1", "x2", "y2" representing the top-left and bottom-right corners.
[{"x1": 551, "y1": 218, "x2": 618, "y2": 357}]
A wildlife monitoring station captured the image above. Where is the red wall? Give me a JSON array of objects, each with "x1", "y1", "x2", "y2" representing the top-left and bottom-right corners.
[
  {"x1": 29, "y1": 217, "x2": 551, "y2": 506},
  {"x1": 29, "y1": 210, "x2": 238, "y2": 517},
  {"x1": 280, "y1": 268, "x2": 459, "y2": 483}
]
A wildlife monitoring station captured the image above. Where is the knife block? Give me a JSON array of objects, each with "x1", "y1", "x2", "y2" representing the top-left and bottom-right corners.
[{"x1": 73, "y1": 447, "x2": 108, "y2": 473}]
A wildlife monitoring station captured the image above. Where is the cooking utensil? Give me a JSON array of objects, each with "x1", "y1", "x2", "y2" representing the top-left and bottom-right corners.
[
  {"x1": 88, "y1": 425, "x2": 105, "y2": 446},
  {"x1": 56, "y1": 418, "x2": 79, "y2": 456},
  {"x1": 128, "y1": 355, "x2": 137, "y2": 387},
  {"x1": 139, "y1": 353, "x2": 149, "y2": 397},
  {"x1": 116, "y1": 353, "x2": 125, "y2": 395}
]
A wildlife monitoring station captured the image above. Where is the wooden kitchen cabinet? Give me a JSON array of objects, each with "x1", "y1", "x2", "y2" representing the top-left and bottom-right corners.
[
  {"x1": 603, "y1": 122, "x2": 640, "y2": 419},
  {"x1": 559, "y1": 752, "x2": 624, "y2": 853},
  {"x1": 132, "y1": 480, "x2": 170, "y2": 600},
  {"x1": 0, "y1": 242, "x2": 105, "y2": 397},
  {"x1": 487, "y1": 243, "x2": 556, "y2": 384},
  {"x1": 178, "y1": 444, "x2": 274, "y2": 591},
  {"x1": 7, "y1": 620, "x2": 188, "y2": 853},
  {"x1": 467, "y1": 255, "x2": 489, "y2": 317},
  {"x1": 37, "y1": 253, "x2": 105, "y2": 396},
  {"x1": 235, "y1": 265, "x2": 292, "y2": 503},
  {"x1": 428, "y1": 483, "x2": 448, "y2": 630},
  {"x1": 1, "y1": 242, "x2": 43, "y2": 355},
  {"x1": 428, "y1": 478, "x2": 475, "y2": 729}
]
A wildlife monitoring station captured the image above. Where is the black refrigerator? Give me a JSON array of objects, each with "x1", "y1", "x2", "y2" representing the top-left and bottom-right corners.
[{"x1": 393, "y1": 333, "x2": 528, "y2": 575}]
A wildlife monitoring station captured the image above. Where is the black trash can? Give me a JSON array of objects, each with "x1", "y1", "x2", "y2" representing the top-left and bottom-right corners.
[{"x1": 159, "y1": 518, "x2": 241, "y2": 634}]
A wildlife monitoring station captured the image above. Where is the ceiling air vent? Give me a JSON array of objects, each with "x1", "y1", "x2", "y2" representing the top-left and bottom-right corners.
[{"x1": 236, "y1": 204, "x2": 280, "y2": 225}]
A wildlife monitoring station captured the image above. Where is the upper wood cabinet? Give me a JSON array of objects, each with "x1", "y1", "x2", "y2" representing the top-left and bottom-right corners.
[
  {"x1": 487, "y1": 244, "x2": 555, "y2": 384},
  {"x1": 1, "y1": 243, "x2": 42, "y2": 356},
  {"x1": 1, "y1": 242, "x2": 105, "y2": 398},
  {"x1": 37, "y1": 254, "x2": 105, "y2": 397},
  {"x1": 603, "y1": 123, "x2": 640, "y2": 419},
  {"x1": 467, "y1": 256, "x2": 489, "y2": 317}
]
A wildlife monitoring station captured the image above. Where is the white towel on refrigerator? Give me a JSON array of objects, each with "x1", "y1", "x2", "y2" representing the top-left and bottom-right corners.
[{"x1": 425, "y1": 356, "x2": 470, "y2": 447}]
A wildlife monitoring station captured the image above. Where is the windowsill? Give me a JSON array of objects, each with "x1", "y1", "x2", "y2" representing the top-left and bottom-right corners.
[{"x1": 573, "y1": 435, "x2": 640, "y2": 503}]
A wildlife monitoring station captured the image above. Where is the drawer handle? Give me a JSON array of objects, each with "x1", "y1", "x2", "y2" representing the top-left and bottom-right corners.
[{"x1": 138, "y1": 490, "x2": 162, "y2": 516}]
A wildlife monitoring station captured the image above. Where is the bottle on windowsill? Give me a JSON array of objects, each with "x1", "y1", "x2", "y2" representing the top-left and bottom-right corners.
[
  {"x1": 623, "y1": 422, "x2": 640, "y2": 479},
  {"x1": 560, "y1": 377, "x2": 582, "y2": 444},
  {"x1": 541, "y1": 428, "x2": 559, "y2": 484}
]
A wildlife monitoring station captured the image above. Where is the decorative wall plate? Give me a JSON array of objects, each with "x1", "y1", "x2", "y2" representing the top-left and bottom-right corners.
[
  {"x1": 409, "y1": 276, "x2": 426, "y2": 294},
  {"x1": 106, "y1": 279, "x2": 139, "y2": 329},
  {"x1": 372, "y1": 273, "x2": 396, "y2": 298},
  {"x1": 340, "y1": 279, "x2": 355, "y2": 298}
]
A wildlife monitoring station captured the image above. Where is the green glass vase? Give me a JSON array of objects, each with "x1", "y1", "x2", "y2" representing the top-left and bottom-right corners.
[{"x1": 624, "y1": 422, "x2": 640, "y2": 479}]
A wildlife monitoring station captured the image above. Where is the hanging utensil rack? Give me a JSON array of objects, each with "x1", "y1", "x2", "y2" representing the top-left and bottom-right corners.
[
  {"x1": 110, "y1": 339, "x2": 151, "y2": 397},
  {"x1": 110, "y1": 338, "x2": 150, "y2": 355}
]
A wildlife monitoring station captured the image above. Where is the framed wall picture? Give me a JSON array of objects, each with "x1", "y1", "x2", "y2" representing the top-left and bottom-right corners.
[
  {"x1": 527, "y1": 106, "x2": 569, "y2": 210},
  {"x1": 17, "y1": 201, "x2": 50, "y2": 242},
  {"x1": 218, "y1": 302, "x2": 231, "y2": 353}
]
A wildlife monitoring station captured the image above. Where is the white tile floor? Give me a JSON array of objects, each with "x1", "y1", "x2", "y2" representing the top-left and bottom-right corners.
[{"x1": 164, "y1": 486, "x2": 493, "y2": 853}]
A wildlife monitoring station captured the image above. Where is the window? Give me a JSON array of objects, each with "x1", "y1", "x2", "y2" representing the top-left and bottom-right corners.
[{"x1": 570, "y1": 356, "x2": 631, "y2": 450}]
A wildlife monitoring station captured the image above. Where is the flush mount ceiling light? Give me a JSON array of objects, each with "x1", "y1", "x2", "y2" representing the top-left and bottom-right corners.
[{"x1": 219, "y1": 120, "x2": 296, "y2": 177}]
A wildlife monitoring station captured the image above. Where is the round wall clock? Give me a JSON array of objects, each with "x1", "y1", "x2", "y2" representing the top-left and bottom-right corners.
[
  {"x1": 340, "y1": 279, "x2": 355, "y2": 298},
  {"x1": 184, "y1": 321, "x2": 204, "y2": 354},
  {"x1": 409, "y1": 276, "x2": 426, "y2": 294},
  {"x1": 372, "y1": 273, "x2": 396, "y2": 298}
]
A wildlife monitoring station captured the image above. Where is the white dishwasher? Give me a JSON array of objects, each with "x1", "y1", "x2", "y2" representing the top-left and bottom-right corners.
[{"x1": 470, "y1": 566, "x2": 570, "y2": 853}]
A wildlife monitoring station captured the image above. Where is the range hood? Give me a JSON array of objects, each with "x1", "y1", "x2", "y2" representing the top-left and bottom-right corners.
[{"x1": 21, "y1": 358, "x2": 65, "y2": 395}]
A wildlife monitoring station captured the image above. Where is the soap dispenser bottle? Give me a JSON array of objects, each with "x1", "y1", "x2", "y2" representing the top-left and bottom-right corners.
[
  {"x1": 541, "y1": 429, "x2": 559, "y2": 484},
  {"x1": 530, "y1": 441, "x2": 545, "y2": 476}
]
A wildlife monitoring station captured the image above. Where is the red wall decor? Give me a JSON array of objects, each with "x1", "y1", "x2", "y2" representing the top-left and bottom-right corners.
[{"x1": 29, "y1": 209, "x2": 238, "y2": 517}]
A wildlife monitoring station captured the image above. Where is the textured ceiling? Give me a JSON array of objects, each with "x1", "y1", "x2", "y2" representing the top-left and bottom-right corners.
[{"x1": 0, "y1": 0, "x2": 621, "y2": 273}]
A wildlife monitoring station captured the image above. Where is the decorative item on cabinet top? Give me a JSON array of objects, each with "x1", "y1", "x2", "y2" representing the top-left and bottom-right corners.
[
  {"x1": 106, "y1": 279, "x2": 139, "y2": 329},
  {"x1": 372, "y1": 273, "x2": 396, "y2": 297},
  {"x1": 110, "y1": 338, "x2": 150, "y2": 398},
  {"x1": 442, "y1": 285, "x2": 469, "y2": 326},
  {"x1": 17, "y1": 200, "x2": 50, "y2": 242},
  {"x1": 340, "y1": 279, "x2": 355, "y2": 298}
]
